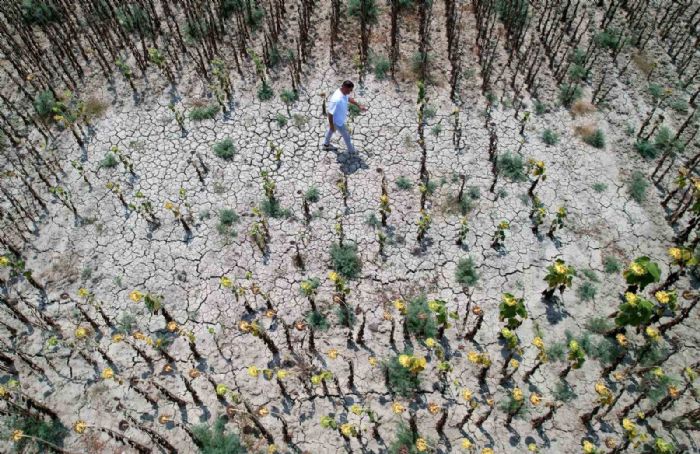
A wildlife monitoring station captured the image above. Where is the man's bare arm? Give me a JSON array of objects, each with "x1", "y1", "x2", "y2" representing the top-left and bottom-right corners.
[
  {"x1": 349, "y1": 98, "x2": 367, "y2": 111},
  {"x1": 328, "y1": 113, "x2": 335, "y2": 131}
]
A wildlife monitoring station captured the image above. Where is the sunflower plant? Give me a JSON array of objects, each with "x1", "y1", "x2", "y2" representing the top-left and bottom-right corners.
[
  {"x1": 491, "y1": 220, "x2": 509, "y2": 249},
  {"x1": 499, "y1": 293, "x2": 527, "y2": 328},
  {"x1": 615, "y1": 292, "x2": 655, "y2": 327},
  {"x1": 542, "y1": 259, "x2": 575, "y2": 298},
  {"x1": 623, "y1": 256, "x2": 661, "y2": 291}
]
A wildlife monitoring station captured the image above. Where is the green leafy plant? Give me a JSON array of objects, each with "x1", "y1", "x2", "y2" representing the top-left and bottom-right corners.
[
  {"x1": 499, "y1": 293, "x2": 528, "y2": 328},
  {"x1": 496, "y1": 152, "x2": 527, "y2": 181},
  {"x1": 192, "y1": 417, "x2": 246, "y2": 454},
  {"x1": 34, "y1": 90, "x2": 58, "y2": 118},
  {"x1": 304, "y1": 186, "x2": 320, "y2": 203},
  {"x1": 623, "y1": 256, "x2": 661, "y2": 290},
  {"x1": 5, "y1": 414, "x2": 68, "y2": 452},
  {"x1": 405, "y1": 296, "x2": 437, "y2": 339},
  {"x1": 577, "y1": 282, "x2": 597, "y2": 301},
  {"x1": 615, "y1": 292, "x2": 655, "y2": 327},
  {"x1": 635, "y1": 139, "x2": 659, "y2": 159},
  {"x1": 21, "y1": 0, "x2": 61, "y2": 25},
  {"x1": 213, "y1": 138, "x2": 236, "y2": 160},
  {"x1": 280, "y1": 89, "x2": 299, "y2": 104},
  {"x1": 559, "y1": 83, "x2": 583, "y2": 107},
  {"x1": 257, "y1": 81, "x2": 274, "y2": 101},
  {"x1": 388, "y1": 423, "x2": 420, "y2": 454},
  {"x1": 189, "y1": 104, "x2": 219, "y2": 121},
  {"x1": 543, "y1": 259, "x2": 575, "y2": 298},
  {"x1": 455, "y1": 257, "x2": 479, "y2": 286},
  {"x1": 330, "y1": 242, "x2": 362, "y2": 279},
  {"x1": 275, "y1": 113, "x2": 288, "y2": 127}
]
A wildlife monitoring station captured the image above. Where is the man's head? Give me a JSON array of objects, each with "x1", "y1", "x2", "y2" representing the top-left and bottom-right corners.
[{"x1": 340, "y1": 80, "x2": 354, "y2": 95}]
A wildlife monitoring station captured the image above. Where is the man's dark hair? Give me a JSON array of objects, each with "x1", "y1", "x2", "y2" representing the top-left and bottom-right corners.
[{"x1": 342, "y1": 80, "x2": 354, "y2": 89}]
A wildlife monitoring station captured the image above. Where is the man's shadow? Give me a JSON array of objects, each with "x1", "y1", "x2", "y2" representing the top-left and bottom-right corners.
[{"x1": 333, "y1": 148, "x2": 368, "y2": 174}]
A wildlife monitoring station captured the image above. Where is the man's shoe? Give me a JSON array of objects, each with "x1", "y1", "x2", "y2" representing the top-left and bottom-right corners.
[{"x1": 323, "y1": 144, "x2": 337, "y2": 151}]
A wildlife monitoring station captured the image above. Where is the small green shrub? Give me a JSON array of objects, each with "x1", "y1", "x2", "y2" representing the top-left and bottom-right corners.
[
  {"x1": 257, "y1": 82, "x2": 274, "y2": 101},
  {"x1": 670, "y1": 98, "x2": 689, "y2": 114},
  {"x1": 304, "y1": 186, "x2": 320, "y2": 203},
  {"x1": 21, "y1": 0, "x2": 60, "y2": 25},
  {"x1": 348, "y1": 0, "x2": 379, "y2": 23},
  {"x1": 116, "y1": 4, "x2": 153, "y2": 35},
  {"x1": 184, "y1": 17, "x2": 210, "y2": 42},
  {"x1": 430, "y1": 124, "x2": 442, "y2": 137},
  {"x1": 280, "y1": 89, "x2": 299, "y2": 104},
  {"x1": 498, "y1": 394, "x2": 530, "y2": 419},
  {"x1": 467, "y1": 186, "x2": 481, "y2": 199},
  {"x1": 603, "y1": 256, "x2": 621, "y2": 274},
  {"x1": 374, "y1": 55, "x2": 391, "y2": 80},
  {"x1": 192, "y1": 417, "x2": 246, "y2": 454},
  {"x1": 100, "y1": 152, "x2": 118, "y2": 169},
  {"x1": 385, "y1": 354, "x2": 421, "y2": 398},
  {"x1": 189, "y1": 104, "x2": 219, "y2": 121},
  {"x1": 588, "y1": 338, "x2": 622, "y2": 365},
  {"x1": 423, "y1": 105, "x2": 437, "y2": 119},
  {"x1": 577, "y1": 282, "x2": 597, "y2": 301},
  {"x1": 542, "y1": 128, "x2": 559, "y2": 145},
  {"x1": 275, "y1": 113, "x2": 288, "y2": 127},
  {"x1": 34, "y1": 90, "x2": 57, "y2": 118},
  {"x1": 553, "y1": 380, "x2": 577, "y2": 402},
  {"x1": 568, "y1": 63, "x2": 588, "y2": 82},
  {"x1": 220, "y1": 0, "x2": 244, "y2": 19},
  {"x1": 213, "y1": 138, "x2": 236, "y2": 160},
  {"x1": 366, "y1": 213, "x2": 381, "y2": 227},
  {"x1": 627, "y1": 170, "x2": 649, "y2": 203},
  {"x1": 635, "y1": 139, "x2": 658, "y2": 159},
  {"x1": 496, "y1": 152, "x2": 527, "y2": 182},
  {"x1": 595, "y1": 28, "x2": 624, "y2": 51},
  {"x1": 547, "y1": 342, "x2": 566, "y2": 361},
  {"x1": 648, "y1": 83, "x2": 664, "y2": 101},
  {"x1": 335, "y1": 305, "x2": 356, "y2": 327},
  {"x1": 534, "y1": 100, "x2": 547, "y2": 115},
  {"x1": 581, "y1": 269, "x2": 600, "y2": 282},
  {"x1": 217, "y1": 209, "x2": 239, "y2": 236},
  {"x1": 592, "y1": 182, "x2": 607, "y2": 192},
  {"x1": 306, "y1": 310, "x2": 329, "y2": 331},
  {"x1": 396, "y1": 176, "x2": 413, "y2": 190},
  {"x1": 260, "y1": 198, "x2": 288, "y2": 218},
  {"x1": 455, "y1": 257, "x2": 479, "y2": 286},
  {"x1": 582, "y1": 129, "x2": 605, "y2": 148},
  {"x1": 405, "y1": 296, "x2": 437, "y2": 339},
  {"x1": 330, "y1": 242, "x2": 362, "y2": 279},
  {"x1": 559, "y1": 84, "x2": 583, "y2": 107}
]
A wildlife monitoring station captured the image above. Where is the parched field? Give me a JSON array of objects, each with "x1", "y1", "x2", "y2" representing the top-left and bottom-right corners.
[{"x1": 0, "y1": 1, "x2": 699, "y2": 453}]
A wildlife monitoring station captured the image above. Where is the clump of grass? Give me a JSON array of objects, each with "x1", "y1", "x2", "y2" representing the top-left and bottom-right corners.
[
  {"x1": 455, "y1": 257, "x2": 479, "y2": 286},
  {"x1": 577, "y1": 281, "x2": 597, "y2": 301},
  {"x1": 581, "y1": 269, "x2": 600, "y2": 282},
  {"x1": 627, "y1": 170, "x2": 649, "y2": 203},
  {"x1": 559, "y1": 83, "x2": 583, "y2": 107},
  {"x1": 592, "y1": 182, "x2": 607, "y2": 192},
  {"x1": 595, "y1": 28, "x2": 624, "y2": 51},
  {"x1": 547, "y1": 342, "x2": 566, "y2": 361},
  {"x1": 670, "y1": 98, "x2": 689, "y2": 114},
  {"x1": 275, "y1": 113, "x2": 288, "y2": 127},
  {"x1": 374, "y1": 55, "x2": 390, "y2": 80},
  {"x1": 280, "y1": 89, "x2": 299, "y2": 104},
  {"x1": 257, "y1": 82, "x2": 274, "y2": 101},
  {"x1": 430, "y1": 124, "x2": 442, "y2": 137},
  {"x1": 467, "y1": 186, "x2": 481, "y2": 199},
  {"x1": 496, "y1": 152, "x2": 527, "y2": 182},
  {"x1": 405, "y1": 296, "x2": 437, "y2": 339},
  {"x1": 100, "y1": 152, "x2": 118, "y2": 169},
  {"x1": 542, "y1": 128, "x2": 559, "y2": 145},
  {"x1": 385, "y1": 354, "x2": 421, "y2": 398},
  {"x1": 192, "y1": 417, "x2": 246, "y2": 454},
  {"x1": 396, "y1": 176, "x2": 413, "y2": 190},
  {"x1": 586, "y1": 316, "x2": 613, "y2": 335},
  {"x1": 189, "y1": 104, "x2": 219, "y2": 121},
  {"x1": 576, "y1": 125, "x2": 605, "y2": 149},
  {"x1": 330, "y1": 242, "x2": 362, "y2": 279},
  {"x1": 634, "y1": 139, "x2": 658, "y2": 159},
  {"x1": 306, "y1": 310, "x2": 329, "y2": 331},
  {"x1": 534, "y1": 100, "x2": 547, "y2": 115},
  {"x1": 213, "y1": 138, "x2": 236, "y2": 160},
  {"x1": 603, "y1": 256, "x2": 621, "y2": 274},
  {"x1": 34, "y1": 90, "x2": 57, "y2": 118},
  {"x1": 304, "y1": 186, "x2": 320, "y2": 203},
  {"x1": 217, "y1": 209, "x2": 239, "y2": 235},
  {"x1": 335, "y1": 304, "x2": 356, "y2": 327},
  {"x1": 260, "y1": 198, "x2": 289, "y2": 218}
]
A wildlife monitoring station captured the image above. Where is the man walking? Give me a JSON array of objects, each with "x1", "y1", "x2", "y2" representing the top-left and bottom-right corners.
[{"x1": 323, "y1": 80, "x2": 367, "y2": 153}]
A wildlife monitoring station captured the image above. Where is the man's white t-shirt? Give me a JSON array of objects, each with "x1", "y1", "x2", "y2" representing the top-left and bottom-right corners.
[{"x1": 327, "y1": 89, "x2": 349, "y2": 127}]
